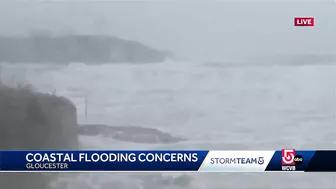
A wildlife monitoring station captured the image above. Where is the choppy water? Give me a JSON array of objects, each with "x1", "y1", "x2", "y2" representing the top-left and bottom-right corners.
[{"x1": 1, "y1": 60, "x2": 336, "y2": 189}]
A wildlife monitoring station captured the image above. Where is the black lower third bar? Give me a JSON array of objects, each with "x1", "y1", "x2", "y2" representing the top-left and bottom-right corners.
[{"x1": 305, "y1": 151, "x2": 336, "y2": 172}]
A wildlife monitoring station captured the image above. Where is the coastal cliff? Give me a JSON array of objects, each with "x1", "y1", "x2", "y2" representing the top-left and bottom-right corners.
[
  {"x1": 0, "y1": 85, "x2": 79, "y2": 189},
  {"x1": 0, "y1": 34, "x2": 173, "y2": 64}
]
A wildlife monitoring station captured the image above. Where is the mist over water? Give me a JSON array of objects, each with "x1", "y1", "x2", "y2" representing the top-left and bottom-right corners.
[{"x1": 1, "y1": 1, "x2": 336, "y2": 61}]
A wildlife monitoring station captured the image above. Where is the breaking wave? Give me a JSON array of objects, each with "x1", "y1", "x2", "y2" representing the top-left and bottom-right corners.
[{"x1": 1, "y1": 59, "x2": 336, "y2": 189}]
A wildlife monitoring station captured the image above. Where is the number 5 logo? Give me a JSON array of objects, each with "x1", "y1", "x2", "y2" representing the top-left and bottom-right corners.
[{"x1": 282, "y1": 149, "x2": 295, "y2": 165}]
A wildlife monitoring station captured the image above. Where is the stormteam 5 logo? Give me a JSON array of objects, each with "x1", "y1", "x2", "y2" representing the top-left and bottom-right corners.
[{"x1": 281, "y1": 149, "x2": 304, "y2": 171}]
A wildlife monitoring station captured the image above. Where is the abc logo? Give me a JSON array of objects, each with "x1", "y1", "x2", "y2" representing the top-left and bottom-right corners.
[{"x1": 294, "y1": 155, "x2": 303, "y2": 164}]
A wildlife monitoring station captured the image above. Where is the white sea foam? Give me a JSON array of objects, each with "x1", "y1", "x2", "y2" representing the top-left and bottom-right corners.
[{"x1": 1, "y1": 60, "x2": 336, "y2": 189}]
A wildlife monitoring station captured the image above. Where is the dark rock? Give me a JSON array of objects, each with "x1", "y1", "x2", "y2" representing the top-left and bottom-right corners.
[
  {"x1": 78, "y1": 124, "x2": 187, "y2": 144},
  {"x1": 0, "y1": 85, "x2": 79, "y2": 189}
]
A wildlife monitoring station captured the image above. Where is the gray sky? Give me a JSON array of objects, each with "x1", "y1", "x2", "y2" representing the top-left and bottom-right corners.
[{"x1": 0, "y1": 0, "x2": 335, "y2": 61}]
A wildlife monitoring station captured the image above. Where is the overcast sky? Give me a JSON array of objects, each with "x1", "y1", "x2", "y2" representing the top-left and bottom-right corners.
[{"x1": 0, "y1": 0, "x2": 335, "y2": 61}]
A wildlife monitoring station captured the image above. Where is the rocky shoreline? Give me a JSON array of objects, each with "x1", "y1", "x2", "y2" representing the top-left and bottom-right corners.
[{"x1": 0, "y1": 84, "x2": 187, "y2": 189}]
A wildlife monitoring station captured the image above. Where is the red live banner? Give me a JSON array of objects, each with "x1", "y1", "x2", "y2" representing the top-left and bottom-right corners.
[{"x1": 294, "y1": 17, "x2": 314, "y2": 27}]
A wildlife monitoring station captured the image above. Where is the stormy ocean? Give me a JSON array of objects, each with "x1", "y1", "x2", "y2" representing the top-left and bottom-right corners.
[{"x1": 1, "y1": 60, "x2": 336, "y2": 189}]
